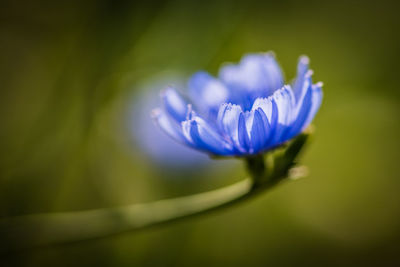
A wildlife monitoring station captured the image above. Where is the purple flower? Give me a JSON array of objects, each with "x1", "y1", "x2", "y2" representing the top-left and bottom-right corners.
[{"x1": 152, "y1": 53, "x2": 323, "y2": 157}]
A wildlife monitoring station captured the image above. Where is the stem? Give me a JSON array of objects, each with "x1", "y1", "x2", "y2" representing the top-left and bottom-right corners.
[
  {"x1": 1, "y1": 133, "x2": 310, "y2": 252},
  {"x1": 1, "y1": 175, "x2": 272, "y2": 252},
  {"x1": 245, "y1": 155, "x2": 267, "y2": 188}
]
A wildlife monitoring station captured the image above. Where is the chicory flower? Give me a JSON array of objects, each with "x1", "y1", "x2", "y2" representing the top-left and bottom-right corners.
[{"x1": 152, "y1": 53, "x2": 322, "y2": 156}]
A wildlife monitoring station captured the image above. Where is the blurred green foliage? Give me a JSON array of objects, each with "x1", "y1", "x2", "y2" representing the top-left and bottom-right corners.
[{"x1": 1, "y1": 0, "x2": 399, "y2": 266}]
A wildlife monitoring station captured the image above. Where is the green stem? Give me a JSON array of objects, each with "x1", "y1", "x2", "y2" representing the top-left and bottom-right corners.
[
  {"x1": 1, "y1": 175, "x2": 270, "y2": 252},
  {"x1": 245, "y1": 155, "x2": 267, "y2": 188},
  {"x1": 1, "y1": 133, "x2": 310, "y2": 252}
]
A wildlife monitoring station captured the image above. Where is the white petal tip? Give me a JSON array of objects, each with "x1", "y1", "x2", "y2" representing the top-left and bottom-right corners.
[
  {"x1": 305, "y1": 69, "x2": 314, "y2": 77},
  {"x1": 264, "y1": 51, "x2": 276, "y2": 58},
  {"x1": 299, "y1": 55, "x2": 310, "y2": 65}
]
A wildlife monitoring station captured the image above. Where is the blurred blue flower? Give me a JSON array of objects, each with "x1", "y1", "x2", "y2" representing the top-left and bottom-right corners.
[
  {"x1": 130, "y1": 72, "x2": 211, "y2": 168},
  {"x1": 153, "y1": 53, "x2": 323, "y2": 156}
]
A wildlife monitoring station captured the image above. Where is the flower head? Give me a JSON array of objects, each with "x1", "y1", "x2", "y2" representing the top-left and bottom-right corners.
[{"x1": 152, "y1": 53, "x2": 323, "y2": 157}]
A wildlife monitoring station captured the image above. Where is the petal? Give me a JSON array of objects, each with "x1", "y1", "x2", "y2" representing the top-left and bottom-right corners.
[
  {"x1": 287, "y1": 78, "x2": 313, "y2": 139},
  {"x1": 287, "y1": 69, "x2": 321, "y2": 138},
  {"x1": 217, "y1": 103, "x2": 244, "y2": 152},
  {"x1": 152, "y1": 109, "x2": 188, "y2": 145},
  {"x1": 251, "y1": 97, "x2": 278, "y2": 149},
  {"x1": 251, "y1": 97, "x2": 278, "y2": 128},
  {"x1": 271, "y1": 86, "x2": 295, "y2": 144},
  {"x1": 182, "y1": 116, "x2": 233, "y2": 155},
  {"x1": 161, "y1": 87, "x2": 189, "y2": 122},
  {"x1": 238, "y1": 112, "x2": 251, "y2": 153},
  {"x1": 303, "y1": 82, "x2": 323, "y2": 129},
  {"x1": 249, "y1": 108, "x2": 271, "y2": 153},
  {"x1": 292, "y1": 56, "x2": 310, "y2": 101},
  {"x1": 188, "y1": 71, "x2": 229, "y2": 112},
  {"x1": 287, "y1": 82, "x2": 323, "y2": 139},
  {"x1": 219, "y1": 52, "x2": 284, "y2": 99}
]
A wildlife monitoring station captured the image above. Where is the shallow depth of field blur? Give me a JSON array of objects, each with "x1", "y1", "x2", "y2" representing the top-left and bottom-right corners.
[{"x1": 1, "y1": 0, "x2": 399, "y2": 266}]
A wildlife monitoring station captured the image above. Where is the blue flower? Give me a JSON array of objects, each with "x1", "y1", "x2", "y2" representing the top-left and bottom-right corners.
[{"x1": 152, "y1": 53, "x2": 323, "y2": 157}]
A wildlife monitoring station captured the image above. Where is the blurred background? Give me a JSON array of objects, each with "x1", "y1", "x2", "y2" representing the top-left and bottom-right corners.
[{"x1": 1, "y1": 0, "x2": 399, "y2": 266}]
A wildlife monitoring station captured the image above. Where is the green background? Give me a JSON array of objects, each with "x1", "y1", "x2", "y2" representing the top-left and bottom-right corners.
[{"x1": 1, "y1": 0, "x2": 399, "y2": 266}]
